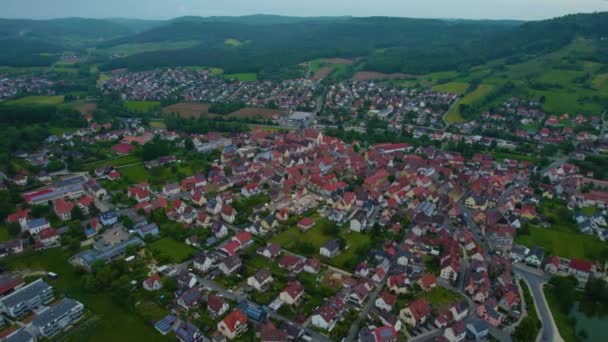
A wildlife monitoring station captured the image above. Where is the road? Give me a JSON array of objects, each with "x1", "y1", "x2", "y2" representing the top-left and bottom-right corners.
[
  {"x1": 345, "y1": 277, "x2": 387, "y2": 342},
  {"x1": 513, "y1": 264, "x2": 563, "y2": 342}
]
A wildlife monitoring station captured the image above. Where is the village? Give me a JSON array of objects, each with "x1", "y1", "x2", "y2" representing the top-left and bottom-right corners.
[{"x1": 1, "y1": 101, "x2": 608, "y2": 342}]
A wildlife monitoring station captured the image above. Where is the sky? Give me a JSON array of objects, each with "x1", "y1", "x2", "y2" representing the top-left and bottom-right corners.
[{"x1": 2, "y1": 0, "x2": 607, "y2": 21}]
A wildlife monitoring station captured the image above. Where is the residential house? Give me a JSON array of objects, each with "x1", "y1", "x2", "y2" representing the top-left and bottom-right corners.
[
  {"x1": 217, "y1": 309, "x2": 248, "y2": 340},
  {"x1": 400, "y1": 298, "x2": 432, "y2": 327},
  {"x1": 247, "y1": 269, "x2": 273, "y2": 292},
  {"x1": 142, "y1": 274, "x2": 163, "y2": 291},
  {"x1": 207, "y1": 294, "x2": 229, "y2": 319},
  {"x1": 320, "y1": 239, "x2": 341, "y2": 258},
  {"x1": 279, "y1": 281, "x2": 304, "y2": 305}
]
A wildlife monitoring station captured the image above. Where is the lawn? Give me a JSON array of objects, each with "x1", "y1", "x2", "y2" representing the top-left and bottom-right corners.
[
  {"x1": 432, "y1": 82, "x2": 469, "y2": 94},
  {"x1": 420, "y1": 287, "x2": 464, "y2": 311},
  {"x1": 271, "y1": 218, "x2": 371, "y2": 271},
  {"x1": 84, "y1": 155, "x2": 142, "y2": 171},
  {"x1": 544, "y1": 286, "x2": 579, "y2": 342},
  {"x1": 224, "y1": 73, "x2": 257, "y2": 82},
  {"x1": 4, "y1": 248, "x2": 168, "y2": 342},
  {"x1": 516, "y1": 225, "x2": 608, "y2": 262},
  {"x1": 4, "y1": 95, "x2": 64, "y2": 106},
  {"x1": 124, "y1": 101, "x2": 161, "y2": 113},
  {"x1": 0, "y1": 226, "x2": 10, "y2": 241},
  {"x1": 149, "y1": 237, "x2": 196, "y2": 263},
  {"x1": 580, "y1": 206, "x2": 597, "y2": 217},
  {"x1": 224, "y1": 38, "x2": 243, "y2": 47},
  {"x1": 149, "y1": 120, "x2": 167, "y2": 129},
  {"x1": 445, "y1": 84, "x2": 494, "y2": 123}
]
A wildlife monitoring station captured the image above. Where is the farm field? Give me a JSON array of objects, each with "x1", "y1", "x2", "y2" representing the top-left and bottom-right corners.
[
  {"x1": 4, "y1": 95, "x2": 64, "y2": 106},
  {"x1": 162, "y1": 102, "x2": 210, "y2": 118},
  {"x1": 224, "y1": 38, "x2": 243, "y2": 46},
  {"x1": 352, "y1": 71, "x2": 413, "y2": 81},
  {"x1": 432, "y1": 82, "x2": 469, "y2": 94},
  {"x1": 223, "y1": 73, "x2": 257, "y2": 81},
  {"x1": 124, "y1": 101, "x2": 160, "y2": 113},
  {"x1": 227, "y1": 107, "x2": 284, "y2": 120},
  {"x1": 100, "y1": 41, "x2": 201, "y2": 56}
]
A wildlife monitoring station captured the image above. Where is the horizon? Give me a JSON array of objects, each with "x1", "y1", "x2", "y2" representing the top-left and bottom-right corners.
[{"x1": 2, "y1": 0, "x2": 608, "y2": 21}]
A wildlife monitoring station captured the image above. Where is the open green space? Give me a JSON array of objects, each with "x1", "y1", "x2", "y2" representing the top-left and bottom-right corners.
[
  {"x1": 419, "y1": 286, "x2": 464, "y2": 311},
  {"x1": 513, "y1": 280, "x2": 542, "y2": 342},
  {"x1": 124, "y1": 101, "x2": 161, "y2": 113},
  {"x1": 0, "y1": 226, "x2": 10, "y2": 241},
  {"x1": 516, "y1": 225, "x2": 608, "y2": 262},
  {"x1": 85, "y1": 155, "x2": 142, "y2": 170},
  {"x1": 4, "y1": 248, "x2": 167, "y2": 342},
  {"x1": 223, "y1": 73, "x2": 257, "y2": 81},
  {"x1": 224, "y1": 38, "x2": 243, "y2": 47},
  {"x1": 271, "y1": 218, "x2": 371, "y2": 270},
  {"x1": 4, "y1": 95, "x2": 64, "y2": 106},
  {"x1": 432, "y1": 82, "x2": 469, "y2": 94},
  {"x1": 544, "y1": 286, "x2": 579, "y2": 342},
  {"x1": 100, "y1": 41, "x2": 201, "y2": 56},
  {"x1": 149, "y1": 237, "x2": 195, "y2": 263},
  {"x1": 445, "y1": 84, "x2": 494, "y2": 123}
]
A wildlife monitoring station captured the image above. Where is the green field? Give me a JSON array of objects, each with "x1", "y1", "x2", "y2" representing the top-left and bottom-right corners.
[
  {"x1": 544, "y1": 287, "x2": 579, "y2": 342},
  {"x1": 4, "y1": 95, "x2": 64, "y2": 106},
  {"x1": 271, "y1": 218, "x2": 371, "y2": 270},
  {"x1": 224, "y1": 73, "x2": 257, "y2": 82},
  {"x1": 84, "y1": 155, "x2": 142, "y2": 171},
  {"x1": 101, "y1": 41, "x2": 201, "y2": 56},
  {"x1": 224, "y1": 38, "x2": 243, "y2": 47},
  {"x1": 5, "y1": 249, "x2": 167, "y2": 342},
  {"x1": 420, "y1": 286, "x2": 464, "y2": 310},
  {"x1": 432, "y1": 82, "x2": 469, "y2": 94},
  {"x1": 445, "y1": 84, "x2": 494, "y2": 123},
  {"x1": 149, "y1": 237, "x2": 195, "y2": 263},
  {"x1": 516, "y1": 225, "x2": 608, "y2": 262},
  {"x1": 513, "y1": 280, "x2": 542, "y2": 342},
  {"x1": 124, "y1": 101, "x2": 161, "y2": 113},
  {"x1": 0, "y1": 226, "x2": 10, "y2": 242}
]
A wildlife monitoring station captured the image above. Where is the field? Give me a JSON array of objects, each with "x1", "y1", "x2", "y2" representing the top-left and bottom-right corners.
[
  {"x1": 124, "y1": 101, "x2": 161, "y2": 113},
  {"x1": 445, "y1": 84, "x2": 494, "y2": 123},
  {"x1": 149, "y1": 237, "x2": 196, "y2": 263},
  {"x1": 101, "y1": 41, "x2": 201, "y2": 56},
  {"x1": 5, "y1": 249, "x2": 167, "y2": 342},
  {"x1": 432, "y1": 82, "x2": 469, "y2": 94},
  {"x1": 352, "y1": 71, "x2": 413, "y2": 81},
  {"x1": 313, "y1": 67, "x2": 335, "y2": 80},
  {"x1": 0, "y1": 226, "x2": 10, "y2": 241},
  {"x1": 516, "y1": 225, "x2": 608, "y2": 262},
  {"x1": 224, "y1": 38, "x2": 243, "y2": 47},
  {"x1": 224, "y1": 73, "x2": 257, "y2": 81},
  {"x1": 271, "y1": 218, "x2": 371, "y2": 271},
  {"x1": 420, "y1": 287, "x2": 464, "y2": 311},
  {"x1": 73, "y1": 102, "x2": 97, "y2": 116},
  {"x1": 84, "y1": 155, "x2": 142, "y2": 171},
  {"x1": 323, "y1": 58, "x2": 354, "y2": 65},
  {"x1": 162, "y1": 102, "x2": 210, "y2": 118},
  {"x1": 149, "y1": 120, "x2": 167, "y2": 129},
  {"x1": 4, "y1": 95, "x2": 64, "y2": 106},
  {"x1": 227, "y1": 107, "x2": 284, "y2": 120}
]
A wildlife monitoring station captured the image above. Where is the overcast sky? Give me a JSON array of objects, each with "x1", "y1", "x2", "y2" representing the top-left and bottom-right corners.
[{"x1": 2, "y1": 0, "x2": 607, "y2": 20}]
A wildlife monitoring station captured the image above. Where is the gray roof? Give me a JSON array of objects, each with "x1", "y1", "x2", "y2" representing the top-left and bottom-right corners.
[
  {"x1": 73, "y1": 237, "x2": 143, "y2": 267},
  {"x1": 31, "y1": 298, "x2": 83, "y2": 327},
  {"x1": 0, "y1": 279, "x2": 52, "y2": 309},
  {"x1": 3, "y1": 328, "x2": 34, "y2": 342}
]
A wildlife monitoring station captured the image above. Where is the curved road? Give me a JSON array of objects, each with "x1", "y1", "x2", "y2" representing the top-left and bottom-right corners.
[{"x1": 513, "y1": 264, "x2": 563, "y2": 342}]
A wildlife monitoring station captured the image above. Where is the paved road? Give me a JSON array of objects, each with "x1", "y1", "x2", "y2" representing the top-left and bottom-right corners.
[
  {"x1": 513, "y1": 264, "x2": 563, "y2": 342},
  {"x1": 345, "y1": 277, "x2": 387, "y2": 342}
]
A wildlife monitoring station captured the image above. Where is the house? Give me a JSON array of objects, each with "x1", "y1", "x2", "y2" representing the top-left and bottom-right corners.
[
  {"x1": 260, "y1": 321, "x2": 288, "y2": 342},
  {"x1": 568, "y1": 259, "x2": 594, "y2": 282},
  {"x1": 241, "y1": 183, "x2": 261, "y2": 198},
  {"x1": 400, "y1": 298, "x2": 432, "y2": 326},
  {"x1": 525, "y1": 246, "x2": 544, "y2": 267},
  {"x1": 279, "y1": 281, "x2": 304, "y2": 305},
  {"x1": 375, "y1": 291, "x2": 397, "y2": 312},
  {"x1": 207, "y1": 294, "x2": 229, "y2": 318},
  {"x1": 387, "y1": 274, "x2": 409, "y2": 295},
  {"x1": 417, "y1": 273, "x2": 437, "y2": 291},
  {"x1": 0, "y1": 279, "x2": 54, "y2": 318},
  {"x1": 444, "y1": 321, "x2": 466, "y2": 342},
  {"x1": 27, "y1": 297, "x2": 84, "y2": 338},
  {"x1": 26, "y1": 218, "x2": 50, "y2": 235},
  {"x1": 476, "y1": 300, "x2": 503, "y2": 327},
  {"x1": 175, "y1": 322, "x2": 201, "y2": 342},
  {"x1": 212, "y1": 222, "x2": 229, "y2": 239},
  {"x1": 193, "y1": 252, "x2": 217, "y2": 273},
  {"x1": 311, "y1": 305, "x2": 338, "y2": 331},
  {"x1": 135, "y1": 222, "x2": 159, "y2": 239},
  {"x1": 466, "y1": 322, "x2": 489, "y2": 341},
  {"x1": 278, "y1": 255, "x2": 305, "y2": 273},
  {"x1": 297, "y1": 217, "x2": 315, "y2": 231},
  {"x1": 217, "y1": 309, "x2": 248, "y2": 340},
  {"x1": 449, "y1": 301, "x2": 469, "y2": 322},
  {"x1": 163, "y1": 183, "x2": 180, "y2": 197},
  {"x1": 99, "y1": 210, "x2": 118, "y2": 226},
  {"x1": 207, "y1": 198, "x2": 223, "y2": 215},
  {"x1": 112, "y1": 143, "x2": 135, "y2": 155},
  {"x1": 247, "y1": 269, "x2": 273, "y2": 292},
  {"x1": 509, "y1": 245, "x2": 529, "y2": 263},
  {"x1": 257, "y1": 244, "x2": 282, "y2": 259},
  {"x1": 440, "y1": 259, "x2": 459, "y2": 282},
  {"x1": 543, "y1": 256, "x2": 560, "y2": 274},
  {"x1": 36, "y1": 228, "x2": 59, "y2": 248},
  {"x1": 320, "y1": 239, "x2": 341, "y2": 258},
  {"x1": 304, "y1": 258, "x2": 322, "y2": 274},
  {"x1": 221, "y1": 205, "x2": 237, "y2": 224},
  {"x1": 218, "y1": 255, "x2": 242, "y2": 275},
  {"x1": 177, "y1": 288, "x2": 201, "y2": 311},
  {"x1": 53, "y1": 199, "x2": 74, "y2": 221},
  {"x1": 350, "y1": 211, "x2": 368, "y2": 232},
  {"x1": 142, "y1": 274, "x2": 162, "y2": 291}
]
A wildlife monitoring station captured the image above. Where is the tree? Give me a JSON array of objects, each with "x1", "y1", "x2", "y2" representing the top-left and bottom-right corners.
[
  {"x1": 70, "y1": 206, "x2": 85, "y2": 221},
  {"x1": 7, "y1": 222, "x2": 21, "y2": 237},
  {"x1": 184, "y1": 138, "x2": 194, "y2": 151}
]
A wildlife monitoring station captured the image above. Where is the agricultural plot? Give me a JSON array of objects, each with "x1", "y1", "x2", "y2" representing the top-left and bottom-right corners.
[
  {"x1": 4, "y1": 95, "x2": 64, "y2": 106},
  {"x1": 445, "y1": 84, "x2": 494, "y2": 123},
  {"x1": 124, "y1": 101, "x2": 160, "y2": 113}
]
